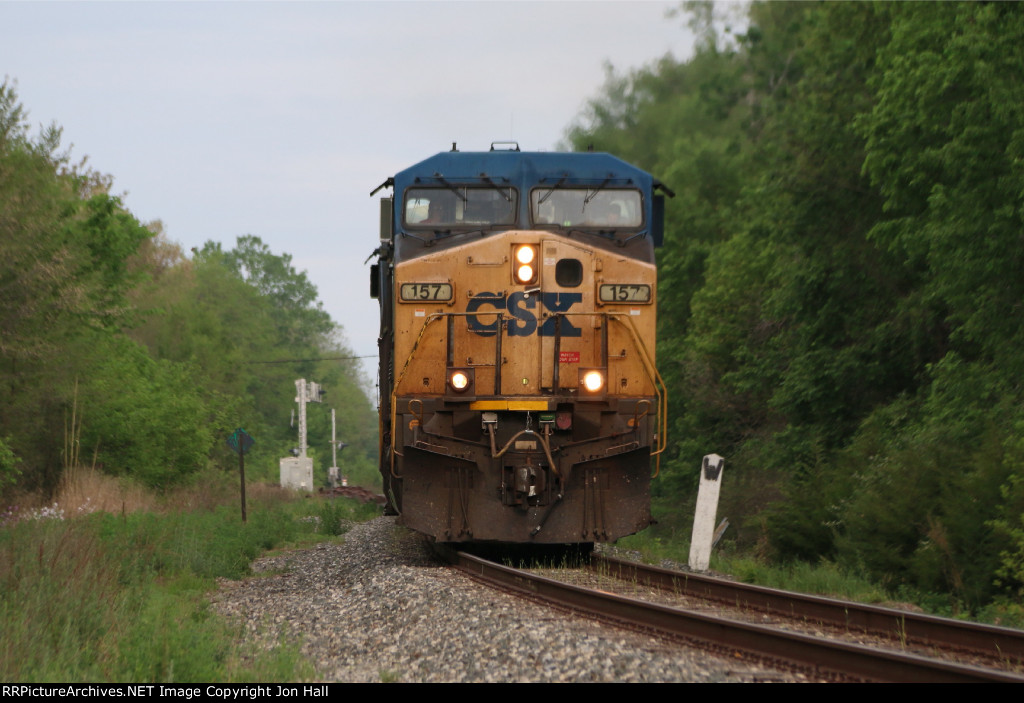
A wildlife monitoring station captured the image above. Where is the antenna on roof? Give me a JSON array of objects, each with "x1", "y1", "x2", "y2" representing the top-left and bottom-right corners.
[{"x1": 451, "y1": 142, "x2": 458, "y2": 152}]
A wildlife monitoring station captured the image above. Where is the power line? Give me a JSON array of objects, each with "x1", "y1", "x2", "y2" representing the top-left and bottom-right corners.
[{"x1": 244, "y1": 354, "x2": 377, "y2": 365}]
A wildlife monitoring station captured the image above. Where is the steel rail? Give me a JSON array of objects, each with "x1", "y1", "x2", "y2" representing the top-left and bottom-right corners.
[
  {"x1": 450, "y1": 550, "x2": 1024, "y2": 683},
  {"x1": 593, "y1": 554, "x2": 1024, "y2": 663}
]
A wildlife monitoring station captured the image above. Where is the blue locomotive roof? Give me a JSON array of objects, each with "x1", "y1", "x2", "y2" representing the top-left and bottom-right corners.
[
  {"x1": 391, "y1": 150, "x2": 656, "y2": 195},
  {"x1": 379, "y1": 148, "x2": 668, "y2": 253}
]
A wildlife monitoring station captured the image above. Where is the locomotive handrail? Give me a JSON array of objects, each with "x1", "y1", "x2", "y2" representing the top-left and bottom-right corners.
[
  {"x1": 390, "y1": 311, "x2": 505, "y2": 464},
  {"x1": 607, "y1": 312, "x2": 668, "y2": 476},
  {"x1": 390, "y1": 309, "x2": 667, "y2": 477},
  {"x1": 550, "y1": 310, "x2": 667, "y2": 472},
  {"x1": 390, "y1": 312, "x2": 447, "y2": 466}
]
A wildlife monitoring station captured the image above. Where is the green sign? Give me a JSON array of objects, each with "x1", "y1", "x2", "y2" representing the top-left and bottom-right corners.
[{"x1": 226, "y1": 428, "x2": 255, "y2": 455}]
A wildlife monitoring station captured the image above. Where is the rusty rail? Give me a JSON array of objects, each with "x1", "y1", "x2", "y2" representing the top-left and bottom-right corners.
[
  {"x1": 447, "y1": 550, "x2": 1024, "y2": 683},
  {"x1": 593, "y1": 554, "x2": 1024, "y2": 664}
]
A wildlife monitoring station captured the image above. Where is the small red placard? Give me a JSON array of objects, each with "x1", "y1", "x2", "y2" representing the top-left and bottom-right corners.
[{"x1": 559, "y1": 351, "x2": 581, "y2": 364}]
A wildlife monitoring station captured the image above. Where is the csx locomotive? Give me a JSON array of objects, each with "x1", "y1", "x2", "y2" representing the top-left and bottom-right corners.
[{"x1": 370, "y1": 144, "x2": 668, "y2": 543}]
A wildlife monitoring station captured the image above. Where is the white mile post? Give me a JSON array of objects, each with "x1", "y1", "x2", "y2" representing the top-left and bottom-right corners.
[{"x1": 689, "y1": 453, "x2": 725, "y2": 572}]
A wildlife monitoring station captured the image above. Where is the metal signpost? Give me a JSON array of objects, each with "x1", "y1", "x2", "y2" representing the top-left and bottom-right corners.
[{"x1": 226, "y1": 428, "x2": 255, "y2": 522}]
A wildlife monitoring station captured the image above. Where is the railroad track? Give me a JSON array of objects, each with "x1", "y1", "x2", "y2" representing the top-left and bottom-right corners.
[
  {"x1": 591, "y1": 555, "x2": 1024, "y2": 664},
  {"x1": 442, "y1": 549, "x2": 1024, "y2": 683}
]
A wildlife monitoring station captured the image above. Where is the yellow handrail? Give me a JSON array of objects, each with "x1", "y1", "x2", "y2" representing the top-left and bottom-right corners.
[
  {"x1": 607, "y1": 313, "x2": 668, "y2": 476},
  {"x1": 390, "y1": 312, "x2": 447, "y2": 469},
  {"x1": 388, "y1": 310, "x2": 667, "y2": 478}
]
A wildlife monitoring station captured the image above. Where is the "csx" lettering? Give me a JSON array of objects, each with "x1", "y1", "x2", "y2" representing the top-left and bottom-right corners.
[{"x1": 466, "y1": 292, "x2": 582, "y2": 337}]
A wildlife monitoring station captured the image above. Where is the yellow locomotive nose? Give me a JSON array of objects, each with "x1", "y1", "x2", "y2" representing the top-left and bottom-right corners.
[{"x1": 376, "y1": 148, "x2": 665, "y2": 543}]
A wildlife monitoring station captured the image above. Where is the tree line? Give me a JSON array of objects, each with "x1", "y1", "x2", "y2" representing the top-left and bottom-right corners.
[
  {"x1": 567, "y1": 2, "x2": 1024, "y2": 612},
  {"x1": 0, "y1": 80, "x2": 377, "y2": 497}
]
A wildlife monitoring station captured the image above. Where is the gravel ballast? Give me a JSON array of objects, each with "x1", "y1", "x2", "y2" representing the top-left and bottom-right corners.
[{"x1": 212, "y1": 516, "x2": 807, "y2": 683}]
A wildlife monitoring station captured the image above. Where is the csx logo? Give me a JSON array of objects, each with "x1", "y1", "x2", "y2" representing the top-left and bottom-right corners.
[{"x1": 466, "y1": 292, "x2": 582, "y2": 337}]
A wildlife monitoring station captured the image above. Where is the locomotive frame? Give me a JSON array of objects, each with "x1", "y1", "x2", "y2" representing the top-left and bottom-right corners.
[{"x1": 370, "y1": 145, "x2": 669, "y2": 544}]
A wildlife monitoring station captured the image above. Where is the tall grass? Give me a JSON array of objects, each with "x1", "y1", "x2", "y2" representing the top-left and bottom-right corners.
[
  {"x1": 0, "y1": 468, "x2": 381, "y2": 682},
  {"x1": 57, "y1": 463, "x2": 160, "y2": 516},
  {"x1": 617, "y1": 518, "x2": 895, "y2": 604},
  {"x1": 0, "y1": 519, "x2": 124, "y2": 680},
  {"x1": 616, "y1": 521, "x2": 1024, "y2": 626}
]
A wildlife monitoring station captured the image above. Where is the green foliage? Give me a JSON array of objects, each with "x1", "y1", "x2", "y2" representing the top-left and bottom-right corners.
[
  {"x1": 0, "y1": 520, "x2": 126, "y2": 680},
  {"x1": 71, "y1": 193, "x2": 152, "y2": 329},
  {"x1": 987, "y1": 428, "x2": 1024, "y2": 600},
  {"x1": 94, "y1": 506, "x2": 299, "y2": 581},
  {"x1": 115, "y1": 583, "x2": 238, "y2": 682},
  {"x1": 211, "y1": 235, "x2": 335, "y2": 345},
  {"x1": 0, "y1": 80, "x2": 376, "y2": 494},
  {"x1": 0, "y1": 83, "x2": 82, "y2": 364},
  {"x1": 0, "y1": 437, "x2": 20, "y2": 493},
  {"x1": 317, "y1": 496, "x2": 355, "y2": 536},
  {"x1": 0, "y1": 80, "x2": 156, "y2": 493},
  {"x1": 994, "y1": 521, "x2": 1024, "y2": 600},
  {"x1": 569, "y1": 2, "x2": 1024, "y2": 612},
  {"x1": 0, "y1": 489, "x2": 372, "y2": 681},
  {"x1": 725, "y1": 555, "x2": 890, "y2": 605},
  {"x1": 130, "y1": 236, "x2": 378, "y2": 488},
  {"x1": 858, "y1": 3, "x2": 1024, "y2": 372},
  {"x1": 78, "y1": 335, "x2": 225, "y2": 489}
]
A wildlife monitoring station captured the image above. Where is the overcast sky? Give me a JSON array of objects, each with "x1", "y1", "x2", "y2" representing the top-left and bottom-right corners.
[{"x1": 2, "y1": 0, "x2": 700, "y2": 391}]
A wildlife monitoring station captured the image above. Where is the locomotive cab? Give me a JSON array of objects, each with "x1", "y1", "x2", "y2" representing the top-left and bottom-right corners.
[{"x1": 371, "y1": 147, "x2": 668, "y2": 543}]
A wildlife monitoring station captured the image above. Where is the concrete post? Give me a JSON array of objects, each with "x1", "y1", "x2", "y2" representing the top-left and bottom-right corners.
[{"x1": 688, "y1": 453, "x2": 725, "y2": 572}]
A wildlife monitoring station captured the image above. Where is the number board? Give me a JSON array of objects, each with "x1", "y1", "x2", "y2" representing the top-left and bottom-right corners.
[
  {"x1": 400, "y1": 283, "x2": 453, "y2": 302},
  {"x1": 598, "y1": 284, "x2": 652, "y2": 303}
]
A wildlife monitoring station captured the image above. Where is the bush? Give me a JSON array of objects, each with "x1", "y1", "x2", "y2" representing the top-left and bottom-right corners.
[{"x1": 79, "y1": 335, "x2": 227, "y2": 489}]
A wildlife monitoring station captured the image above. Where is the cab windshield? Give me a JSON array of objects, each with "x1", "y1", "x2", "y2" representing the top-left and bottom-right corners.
[
  {"x1": 531, "y1": 188, "x2": 643, "y2": 229},
  {"x1": 405, "y1": 187, "x2": 518, "y2": 229}
]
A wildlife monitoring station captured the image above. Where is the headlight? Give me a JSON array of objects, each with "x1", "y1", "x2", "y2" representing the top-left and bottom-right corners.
[
  {"x1": 516, "y1": 264, "x2": 535, "y2": 283},
  {"x1": 513, "y1": 245, "x2": 538, "y2": 284},
  {"x1": 448, "y1": 368, "x2": 473, "y2": 393},
  {"x1": 580, "y1": 369, "x2": 605, "y2": 394}
]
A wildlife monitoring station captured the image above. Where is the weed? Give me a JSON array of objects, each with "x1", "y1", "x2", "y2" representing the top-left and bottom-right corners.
[{"x1": 0, "y1": 479, "x2": 377, "y2": 682}]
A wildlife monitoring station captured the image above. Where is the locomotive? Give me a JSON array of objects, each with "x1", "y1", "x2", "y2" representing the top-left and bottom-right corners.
[{"x1": 369, "y1": 144, "x2": 669, "y2": 544}]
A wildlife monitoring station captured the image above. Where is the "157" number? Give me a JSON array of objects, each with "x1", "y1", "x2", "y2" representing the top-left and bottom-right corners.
[
  {"x1": 400, "y1": 283, "x2": 453, "y2": 301},
  {"x1": 599, "y1": 284, "x2": 651, "y2": 303}
]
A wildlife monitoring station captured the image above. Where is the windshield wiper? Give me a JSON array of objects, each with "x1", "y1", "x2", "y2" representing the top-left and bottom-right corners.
[
  {"x1": 536, "y1": 175, "x2": 568, "y2": 206},
  {"x1": 479, "y1": 174, "x2": 513, "y2": 202},
  {"x1": 583, "y1": 177, "x2": 612, "y2": 205},
  {"x1": 433, "y1": 174, "x2": 468, "y2": 202}
]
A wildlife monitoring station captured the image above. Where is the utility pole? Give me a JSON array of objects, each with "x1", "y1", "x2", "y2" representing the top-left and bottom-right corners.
[
  {"x1": 328, "y1": 408, "x2": 348, "y2": 488},
  {"x1": 329, "y1": 408, "x2": 338, "y2": 488},
  {"x1": 280, "y1": 378, "x2": 323, "y2": 491},
  {"x1": 296, "y1": 378, "x2": 308, "y2": 458}
]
